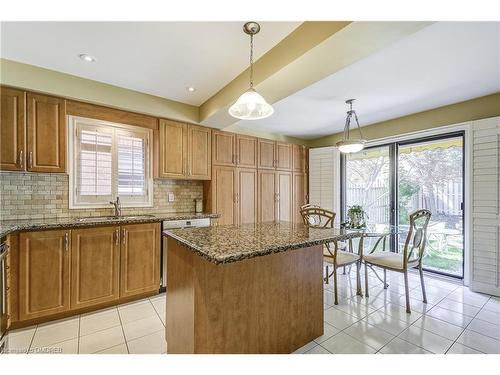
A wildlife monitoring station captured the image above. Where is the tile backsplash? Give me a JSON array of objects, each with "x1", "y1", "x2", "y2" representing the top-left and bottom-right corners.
[{"x1": 0, "y1": 172, "x2": 203, "y2": 220}]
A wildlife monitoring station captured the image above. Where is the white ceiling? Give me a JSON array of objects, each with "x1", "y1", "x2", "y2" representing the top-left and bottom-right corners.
[
  {"x1": 237, "y1": 22, "x2": 500, "y2": 139},
  {"x1": 0, "y1": 21, "x2": 300, "y2": 105}
]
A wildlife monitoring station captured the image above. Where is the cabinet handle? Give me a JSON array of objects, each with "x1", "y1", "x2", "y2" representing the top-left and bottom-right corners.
[
  {"x1": 18, "y1": 150, "x2": 24, "y2": 168},
  {"x1": 115, "y1": 229, "x2": 119, "y2": 246},
  {"x1": 64, "y1": 232, "x2": 69, "y2": 252},
  {"x1": 122, "y1": 229, "x2": 126, "y2": 245},
  {"x1": 235, "y1": 193, "x2": 239, "y2": 203},
  {"x1": 28, "y1": 151, "x2": 33, "y2": 169}
]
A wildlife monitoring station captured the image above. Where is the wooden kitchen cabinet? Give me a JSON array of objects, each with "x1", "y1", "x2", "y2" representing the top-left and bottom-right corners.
[
  {"x1": 159, "y1": 119, "x2": 188, "y2": 178},
  {"x1": 212, "y1": 130, "x2": 236, "y2": 167},
  {"x1": 71, "y1": 226, "x2": 120, "y2": 310},
  {"x1": 27, "y1": 93, "x2": 66, "y2": 173},
  {"x1": 208, "y1": 166, "x2": 237, "y2": 225},
  {"x1": 187, "y1": 124, "x2": 211, "y2": 179},
  {"x1": 276, "y1": 171, "x2": 293, "y2": 222},
  {"x1": 236, "y1": 168, "x2": 258, "y2": 225},
  {"x1": 292, "y1": 144, "x2": 306, "y2": 173},
  {"x1": 120, "y1": 223, "x2": 160, "y2": 298},
  {"x1": 276, "y1": 142, "x2": 293, "y2": 171},
  {"x1": 159, "y1": 119, "x2": 211, "y2": 180},
  {"x1": 258, "y1": 138, "x2": 276, "y2": 170},
  {"x1": 257, "y1": 169, "x2": 277, "y2": 223},
  {"x1": 1, "y1": 87, "x2": 26, "y2": 171},
  {"x1": 19, "y1": 229, "x2": 71, "y2": 321},
  {"x1": 236, "y1": 134, "x2": 257, "y2": 168},
  {"x1": 292, "y1": 172, "x2": 308, "y2": 223}
]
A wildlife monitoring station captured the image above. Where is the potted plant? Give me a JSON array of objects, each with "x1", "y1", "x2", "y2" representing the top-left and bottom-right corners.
[{"x1": 345, "y1": 205, "x2": 368, "y2": 229}]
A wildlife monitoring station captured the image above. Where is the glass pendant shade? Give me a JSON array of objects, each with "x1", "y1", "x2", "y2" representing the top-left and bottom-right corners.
[
  {"x1": 336, "y1": 139, "x2": 366, "y2": 153},
  {"x1": 228, "y1": 88, "x2": 274, "y2": 120}
]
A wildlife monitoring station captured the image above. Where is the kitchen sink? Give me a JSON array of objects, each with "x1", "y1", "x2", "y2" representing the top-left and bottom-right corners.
[{"x1": 76, "y1": 215, "x2": 155, "y2": 222}]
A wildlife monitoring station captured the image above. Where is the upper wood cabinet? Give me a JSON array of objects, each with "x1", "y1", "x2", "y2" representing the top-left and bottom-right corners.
[
  {"x1": 159, "y1": 119, "x2": 211, "y2": 180},
  {"x1": 1, "y1": 87, "x2": 26, "y2": 171},
  {"x1": 258, "y1": 138, "x2": 276, "y2": 170},
  {"x1": 276, "y1": 142, "x2": 293, "y2": 171},
  {"x1": 188, "y1": 124, "x2": 211, "y2": 179},
  {"x1": 120, "y1": 223, "x2": 160, "y2": 298},
  {"x1": 19, "y1": 229, "x2": 71, "y2": 321},
  {"x1": 292, "y1": 144, "x2": 307, "y2": 173},
  {"x1": 159, "y1": 119, "x2": 188, "y2": 178},
  {"x1": 212, "y1": 130, "x2": 236, "y2": 167},
  {"x1": 236, "y1": 135, "x2": 257, "y2": 168},
  {"x1": 27, "y1": 93, "x2": 66, "y2": 173},
  {"x1": 71, "y1": 226, "x2": 120, "y2": 310}
]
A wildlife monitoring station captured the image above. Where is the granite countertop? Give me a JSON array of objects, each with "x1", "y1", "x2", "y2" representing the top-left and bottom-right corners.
[
  {"x1": 0, "y1": 212, "x2": 220, "y2": 237},
  {"x1": 163, "y1": 221, "x2": 368, "y2": 265}
]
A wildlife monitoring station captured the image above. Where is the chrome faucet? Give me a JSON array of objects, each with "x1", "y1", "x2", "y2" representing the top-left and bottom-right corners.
[{"x1": 110, "y1": 197, "x2": 122, "y2": 217}]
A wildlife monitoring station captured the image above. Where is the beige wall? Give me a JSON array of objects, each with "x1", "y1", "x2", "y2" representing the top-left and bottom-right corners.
[
  {"x1": 309, "y1": 93, "x2": 500, "y2": 147},
  {"x1": 0, "y1": 58, "x2": 307, "y2": 145}
]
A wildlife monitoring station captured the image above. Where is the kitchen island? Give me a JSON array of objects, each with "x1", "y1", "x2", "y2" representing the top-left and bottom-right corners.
[{"x1": 163, "y1": 221, "x2": 362, "y2": 354}]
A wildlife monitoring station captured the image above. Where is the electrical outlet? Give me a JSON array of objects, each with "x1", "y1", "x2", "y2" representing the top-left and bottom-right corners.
[{"x1": 168, "y1": 192, "x2": 175, "y2": 202}]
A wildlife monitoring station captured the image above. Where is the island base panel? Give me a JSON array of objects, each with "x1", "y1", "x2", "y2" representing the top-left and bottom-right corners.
[{"x1": 166, "y1": 238, "x2": 324, "y2": 353}]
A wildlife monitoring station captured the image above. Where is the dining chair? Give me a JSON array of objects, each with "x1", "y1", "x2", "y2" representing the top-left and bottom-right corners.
[
  {"x1": 363, "y1": 209, "x2": 432, "y2": 313},
  {"x1": 300, "y1": 206, "x2": 362, "y2": 305}
]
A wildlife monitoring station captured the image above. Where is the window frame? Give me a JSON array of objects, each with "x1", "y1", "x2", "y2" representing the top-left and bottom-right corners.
[{"x1": 68, "y1": 115, "x2": 153, "y2": 209}]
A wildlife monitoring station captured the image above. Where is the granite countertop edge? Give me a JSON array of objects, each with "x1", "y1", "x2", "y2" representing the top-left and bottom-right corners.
[
  {"x1": 0, "y1": 212, "x2": 220, "y2": 237},
  {"x1": 163, "y1": 229, "x2": 361, "y2": 265}
]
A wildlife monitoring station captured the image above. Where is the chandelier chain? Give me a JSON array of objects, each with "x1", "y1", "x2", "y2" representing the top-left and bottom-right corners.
[{"x1": 249, "y1": 33, "x2": 254, "y2": 88}]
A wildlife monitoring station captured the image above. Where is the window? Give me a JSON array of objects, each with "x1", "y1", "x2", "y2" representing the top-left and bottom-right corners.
[
  {"x1": 69, "y1": 116, "x2": 153, "y2": 208},
  {"x1": 341, "y1": 132, "x2": 465, "y2": 278}
]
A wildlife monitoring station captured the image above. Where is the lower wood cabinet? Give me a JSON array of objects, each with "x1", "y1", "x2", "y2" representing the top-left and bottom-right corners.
[
  {"x1": 292, "y1": 172, "x2": 308, "y2": 223},
  {"x1": 15, "y1": 222, "x2": 160, "y2": 324},
  {"x1": 120, "y1": 223, "x2": 160, "y2": 298},
  {"x1": 257, "y1": 170, "x2": 293, "y2": 223},
  {"x1": 71, "y1": 226, "x2": 120, "y2": 309},
  {"x1": 19, "y1": 230, "x2": 71, "y2": 321}
]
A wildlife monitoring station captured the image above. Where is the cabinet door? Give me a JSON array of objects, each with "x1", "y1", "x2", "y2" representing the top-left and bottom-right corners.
[
  {"x1": 236, "y1": 168, "x2": 258, "y2": 225},
  {"x1": 120, "y1": 223, "x2": 160, "y2": 298},
  {"x1": 292, "y1": 144, "x2": 306, "y2": 173},
  {"x1": 236, "y1": 135, "x2": 257, "y2": 168},
  {"x1": 1, "y1": 87, "x2": 25, "y2": 171},
  {"x1": 212, "y1": 130, "x2": 236, "y2": 166},
  {"x1": 71, "y1": 226, "x2": 120, "y2": 310},
  {"x1": 19, "y1": 230, "x2": 70, "y2": 321},
  {"x1": 188, "y1": 124, "x2": 211, "y2": 179},
  {"x1": 211, "y1": 166, "x2": 237, "y2": 225},
  {"x1": 277, "y1": 171, "x2": 293, "y2": 222},
  {"x1": 258, "y1": 139, "x2": 276, "y2": 170},
  {"x1": 159, "y1": 119, "x2": 187, "y2": 178},
  {"x1": 292, "y1": 173, "x2": 307, "y2": 223},
  {"x1": 276, "y1": 142, "x2": 293, "y2": 171},
  {"x1": 27, "y1": 93, "x2": 66, "y2": 173},
  {"x1": 258, "y1": 170, "x2": 277, "y2": 223}
]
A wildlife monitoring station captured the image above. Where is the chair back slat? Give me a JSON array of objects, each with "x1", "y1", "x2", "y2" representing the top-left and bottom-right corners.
[
  {"x1": 300, "y1": 207, "x2": 336, "y2": 228},
  {"x1": 403, "y1": 209, "x2": 432, "y2": 267}
]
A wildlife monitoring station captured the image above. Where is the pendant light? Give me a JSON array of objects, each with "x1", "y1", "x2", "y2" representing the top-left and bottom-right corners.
[
  {"x1": 228, "y1": 22, "x2": 274, "y2": 120},
  {"x1": 336, "y1": 99, "x2": 366, "y2": 153}
]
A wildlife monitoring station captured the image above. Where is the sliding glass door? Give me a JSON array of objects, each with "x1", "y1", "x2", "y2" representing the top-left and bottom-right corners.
[{"x1": 342, "y1": 132, "x2": 465, "y2": 278}]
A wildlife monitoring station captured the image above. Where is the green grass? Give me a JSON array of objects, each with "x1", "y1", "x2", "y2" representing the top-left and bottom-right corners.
[{"x1": 423, "y1": 239, "x2": 463, "y2": 276}]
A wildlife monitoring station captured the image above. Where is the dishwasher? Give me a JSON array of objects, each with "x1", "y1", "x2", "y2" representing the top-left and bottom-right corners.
[{"x1": 160, "y1": 218, "x2": 210, "y2": 292}]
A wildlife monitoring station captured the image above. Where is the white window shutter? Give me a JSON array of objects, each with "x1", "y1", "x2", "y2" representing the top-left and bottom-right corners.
[
  {"x1": 470, "y1": 117, "x2": 500, "y2": 296},
  {"x1": 308, "y1": 146, "x2": 341, "y2": 221}
]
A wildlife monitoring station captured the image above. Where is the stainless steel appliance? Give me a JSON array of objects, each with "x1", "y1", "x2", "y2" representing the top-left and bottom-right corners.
[
  {"x1": 161, "y1": 218, "x2": 210, "y2": 291},
  {"x1": 0, "y1": 238, "x2": 9, "y2": 354}
]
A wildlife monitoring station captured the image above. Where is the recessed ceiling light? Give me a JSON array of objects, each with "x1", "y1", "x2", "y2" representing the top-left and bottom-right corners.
[
  {"x1": 186, "y1": 86, "x2": 196, "y2": 92},
  {"x1": 78, "y1": 54, "x2": 96, "y2": 62}
]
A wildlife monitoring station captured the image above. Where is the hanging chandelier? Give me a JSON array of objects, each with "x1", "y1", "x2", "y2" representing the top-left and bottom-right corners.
[
  {"x1": 336, "y1": 99, "x2": 366, "y2": 153},
  {"x1": 228, "y1": 22, "x2": 274, "y2": 120}
]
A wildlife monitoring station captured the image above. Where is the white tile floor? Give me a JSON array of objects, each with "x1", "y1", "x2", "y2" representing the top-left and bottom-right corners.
[{"x1": 6, "y1": 267, "x2": 500, "y2": 354}]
